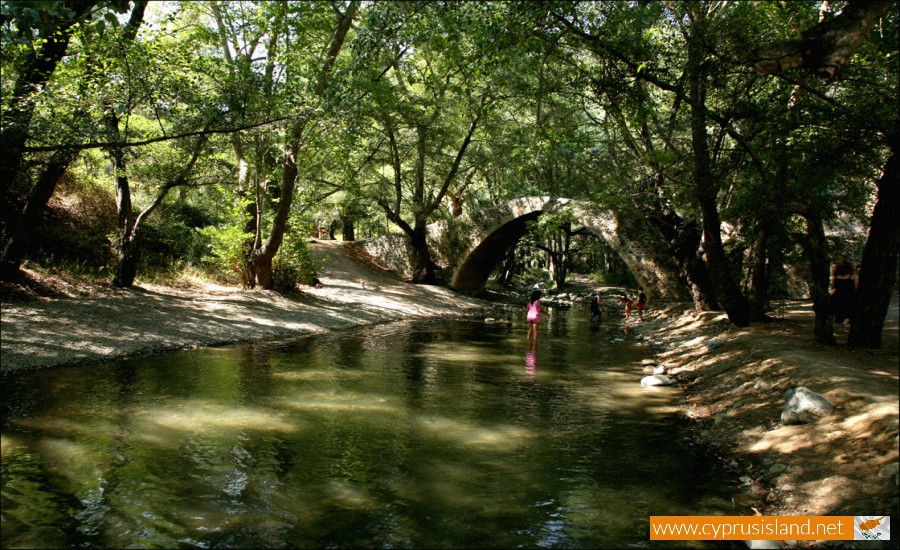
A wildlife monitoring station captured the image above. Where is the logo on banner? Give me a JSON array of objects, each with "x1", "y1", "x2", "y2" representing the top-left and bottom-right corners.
[{"x1": 854, "y1": 516, "x2": 890, "y2": 540}]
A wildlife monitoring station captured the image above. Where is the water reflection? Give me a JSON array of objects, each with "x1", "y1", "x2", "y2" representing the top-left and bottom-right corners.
[
  {"x1": 2, "y1": 310, "x2": 745, "y2": 549},
  {"x1": 525, "y1": 347, "x2": 537, "y2": 377}
]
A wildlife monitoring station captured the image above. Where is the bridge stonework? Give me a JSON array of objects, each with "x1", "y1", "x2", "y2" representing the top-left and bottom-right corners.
[{"x1": 361, "y1": 196, "x2": 691, "y2": 300}]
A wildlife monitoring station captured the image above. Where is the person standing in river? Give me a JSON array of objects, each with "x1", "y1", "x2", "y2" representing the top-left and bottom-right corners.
[
  {"x1": 620, "y1": 294, "x2": 633, "y2": 321},
  {"x1": 636, "y1": 287, "x2": 647, "y2": 321},
  {"x1": 526, "y1": 290, "x2": 543, "y2": 346},
  {"x1": 589, "y1": 290, "x2": 607, "y2": 323},
  {"x1": 830, "y1": 260, "x2": 858, "y2": 330}
]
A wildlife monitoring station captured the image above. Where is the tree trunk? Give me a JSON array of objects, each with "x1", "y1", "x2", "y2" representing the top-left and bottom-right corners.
[
  {"x1": 110, "y1": 126, "x2": 137, "y2": 288},
  {"x1": 687, "y1": 25, "x2": 750, "y2": 327},
  {"x1": 253, "y1": 119, "x2": 303, "y2": 289},
  {"x1": 106, "y1": 1, "x2": 150, "y2": 288},
  {"x1": 1, "y1": 148, "x2": 79, "y2": 276},
  {"x1": 249, "y1": 1, "x2": 358, "y2": 290},
  {"x1": 252, "y1": 252, "x2": 276, "y2": 289},
  {"x1": 754, "y1": 0, "x2": 894, "y2": 78},
  {"x1": 651, "y1": 212, "x2": 718, "y2": 310},
  {"x1": 494, "y1": 248, "x2": 516, "y2": 284},
  {"x1": 802, "y1": 206, "x2": 836, "y2": 345},
  {"x1": 849, "y1": 130, "x2": 900, "y2": 348},
  {"x1": 748, "y1": 221, "x2": 771, "y2": 322},
  {"x1": 113, "y1": 235, "x2": 141, "y2": 288},
  {"x1": 408, "y1": 226, "x2": 438, "y2": 284},
  {"x1": 341, "y1": 215, "x2": 356, "y2": 241},
  {"x1": 0, "y1": 0, "x2": 99, "y2": 192}
]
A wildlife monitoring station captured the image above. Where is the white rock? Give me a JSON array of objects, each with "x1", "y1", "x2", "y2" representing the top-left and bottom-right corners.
[
  {"x1": 641, "y1": 374, "x2": 674, "y2": 386},
  {"x1": 745, "y1": 540, "x2": 782, "y2": 549},
  {"x1": 781, "y1": 386, "x2": 834, "y2": 425}
]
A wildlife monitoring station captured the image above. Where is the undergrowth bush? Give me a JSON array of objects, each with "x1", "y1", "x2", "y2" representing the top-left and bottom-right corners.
[
  {"x1": 34, "y1": 174, "x2": 116, "y2": 269},
  {"x1": 140, "y1": 202, "x2": 216, "y2": 268},
  {"x1": 271, "y1": 220, "x2": 321, "y2": 291},
  {"x1": 198, "y1": 223, "x2": 252, "y2": 285}
]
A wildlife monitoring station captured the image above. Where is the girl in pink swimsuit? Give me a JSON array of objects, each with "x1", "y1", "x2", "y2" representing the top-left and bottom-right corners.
[{"x1": 526, "y1": 290, "x2": 543, "y2": 345}]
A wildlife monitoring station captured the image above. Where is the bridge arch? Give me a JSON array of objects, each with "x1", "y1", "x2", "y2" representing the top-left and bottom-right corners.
[{"x1": 362, "y1": 196, "x2": 691, "y2": 300}]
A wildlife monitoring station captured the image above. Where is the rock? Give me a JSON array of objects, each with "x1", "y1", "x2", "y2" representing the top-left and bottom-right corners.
[
  {"x1": 878, "y1": 462, "x2": 899, "y2": 485},
  {"x1": 641, "y1": 359, "x2": 657, "y2": 366},
  {"x1": 654, "y1": 365, "x2": 667, "y2": 374},
  {"x1": 745, "y1": 540, "x2": 782, "y2": 549},
  {"x1": 642, "y1": 366, "x2": 655, "y2": 374},
  {"x1": 484, "y1": 318, "x2": 496, "y2": 323},
  {"x1": 641, "y1": 374, "x2": 674, "y2": 386},
  {"x1": 781, "y1": 386, "x2": 834, "y2": 425},
  {"x1": 706, "y1": 338, "x2": 726, "y2": 350},
  {"x1": 769, "y1": 463, "x2": 788, "y2": 475}
]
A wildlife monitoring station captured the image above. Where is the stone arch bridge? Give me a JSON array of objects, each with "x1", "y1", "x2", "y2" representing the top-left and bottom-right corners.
[{"x1": 360, "y1": 196, "x2": 691, "y2": 300}]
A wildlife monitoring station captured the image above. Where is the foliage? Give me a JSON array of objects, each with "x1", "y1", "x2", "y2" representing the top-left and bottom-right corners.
[
  {"x1": 271, "y1": 219, "x2": 321, "y2": 292},
  {"x1": 32, "y1": 169, "x2": 117, "y2": 268},
  {"x1": 198, "y1": 197, "x2": 253, "y2": 284},
  {"x1": 138, "y1": 202, "x2": 216, "y2": 268},
  {"x1": 1, "y1": 1, "x2": 896, "y2": 323}
]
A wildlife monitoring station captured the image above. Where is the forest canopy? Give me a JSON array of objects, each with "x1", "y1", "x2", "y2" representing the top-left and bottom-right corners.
[{"x1": 1, "y1": 0, "x2": 898, "y2": 347}]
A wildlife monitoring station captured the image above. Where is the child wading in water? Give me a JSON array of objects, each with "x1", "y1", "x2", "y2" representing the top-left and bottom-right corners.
[
  {"x1": 620, "y1": 294, "x2": 634, "y2": 320},
  {"x1": 589, "y1": 290, "x2": 607, "y2": 323},
  {"x1": 526, "y1": 290, "x2": 543, "y2": 346},
  {"x1": 636, "y1": 287, "x2": 647, "y2": 321}
]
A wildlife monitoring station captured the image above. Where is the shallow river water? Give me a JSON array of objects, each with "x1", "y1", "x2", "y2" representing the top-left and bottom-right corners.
[{"x1": 2, "y1": 308, "x2": 745, "y2": 548}]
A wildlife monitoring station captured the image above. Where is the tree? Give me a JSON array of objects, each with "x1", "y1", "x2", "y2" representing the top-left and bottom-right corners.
[
  {"x1": 752, "y1": 0, "x2": 899, "y2": 347},
  {"x1": 0, "y1": 0, "x2": 132, "y2": 276},
  {"x1": 250, "y1": 1, "x2": 358, "y2": 289},
  {"x1": 850, "y1": 128, "x2": 899, "y2": 348},
  {"x1": 351, "y1": 2, "x2": 498, "y2": 284},
  {"x1": 522, "y1": 211, "x2": 590, "y2": 289},
  {"x1": 552, "y1": 1, "x2": 754, "y2": 324}
]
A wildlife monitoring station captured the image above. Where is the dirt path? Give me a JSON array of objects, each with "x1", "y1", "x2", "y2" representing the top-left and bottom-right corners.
[{"x1": 2, "y1": 242, "x2": 898, "y2": 537}]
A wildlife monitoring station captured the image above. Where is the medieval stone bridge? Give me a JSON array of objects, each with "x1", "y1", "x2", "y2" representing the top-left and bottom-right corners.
[{"x1": 361, "y1": 196, "x2": 691, "y2": 300}]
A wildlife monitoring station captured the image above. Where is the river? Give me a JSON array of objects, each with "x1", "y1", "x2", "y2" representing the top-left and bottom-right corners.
[{"x1": 1, "y1": 307, "x2": 746, "y2": 548}]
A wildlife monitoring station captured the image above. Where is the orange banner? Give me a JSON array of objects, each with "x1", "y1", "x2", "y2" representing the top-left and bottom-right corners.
[{"x1": 650, "y1": 516, "x2": 855, "y2": 541}]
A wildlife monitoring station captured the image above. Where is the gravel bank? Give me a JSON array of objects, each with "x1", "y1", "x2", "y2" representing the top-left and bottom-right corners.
[{"x1": 1, "y1": 240, "x2": 496, "y2": 373}]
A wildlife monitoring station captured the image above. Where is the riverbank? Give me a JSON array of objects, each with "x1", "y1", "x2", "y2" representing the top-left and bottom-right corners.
[
  {"x1": 0, "y1": 241, "x2": 496, "y2": 372},
  {"x1": 2, "y1": 241, "x2": 898, "y2": 543},
  {"x1": 636, "y1": 298, "x2": 899, "y2": 538}
]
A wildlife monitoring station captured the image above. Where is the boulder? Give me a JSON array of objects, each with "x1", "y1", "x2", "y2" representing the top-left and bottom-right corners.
[{"x1": 781, "y1": 386, "x2": 834, "y2": 425}]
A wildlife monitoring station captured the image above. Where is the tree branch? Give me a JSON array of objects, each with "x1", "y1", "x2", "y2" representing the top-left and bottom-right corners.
[
  {"x1": 22, "y1": 115, "x2": 298, "y2": 153},
  {"x1": 753, "y1": 0, "x2": 893, "y2": 78}
]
